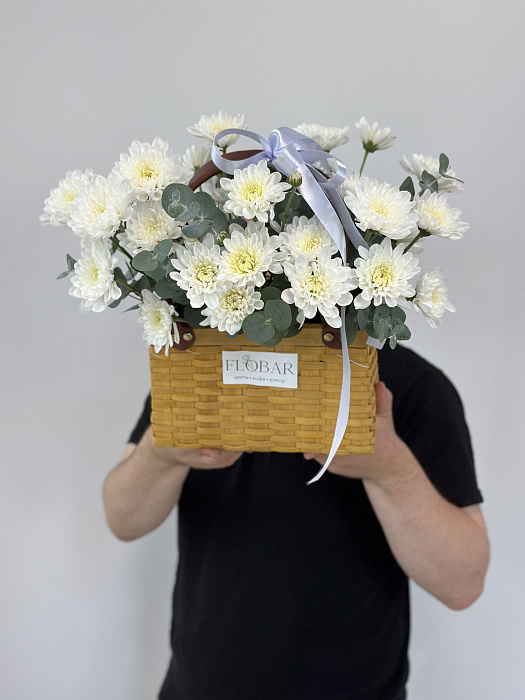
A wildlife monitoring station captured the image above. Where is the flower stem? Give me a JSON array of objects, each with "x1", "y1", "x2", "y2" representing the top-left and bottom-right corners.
[
  {"x1": 115, "y1": 276, "x2": 141, "y2": 298},
  {"x1": 280, "y1": 185, "x2": 297, "y2": 231},
  {"x1": 111, "y1": 235, "x2": 133, "y2": 261},
  {"x1": 359, "y1": 151, "x2": 369, "y2": 176},
  {"x1": 403, "y1": 231, "x2": 424, "y2": 253}
]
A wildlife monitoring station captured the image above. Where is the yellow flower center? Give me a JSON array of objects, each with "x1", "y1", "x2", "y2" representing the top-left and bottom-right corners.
[
  {"x1": 301, "y1": 234, "x2": 324, "y2": 252},
  {"x1": 240, "y1": 183, "x2": 264, "y2": 201},
  {"x1": 305, "y1": 272, "x2": 327, "y2": 297},
  {"x1": 152, "y1": 310, "x2": 165, "y2": 328},
  {"x1": 88, "y1": 262, "x2": 100, "y2": 285},
  {"x1": 139, "y1": 163, "x2": 159, "y2": 180},
  {"x1": 425, "y1": 205, "x2": 445, "y2": 226},
  {"x1": 231, "y1": 251, "x2": 258, "y2": 274},
  {"x1": 371, "y1": 199, "x2": 389, "y2": 217},
  {"x1": 222, "y1": 289, "x2": 244, "y2": 311},
  {"x1": 194, "y1": 262, "x2": 217, "y2": 284},
  {"x1": 371, "y1": 264, "x2": 394, "y2": 289}
]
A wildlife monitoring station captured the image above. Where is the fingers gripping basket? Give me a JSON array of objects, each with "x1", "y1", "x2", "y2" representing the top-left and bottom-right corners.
[
  {"x1": 149, "y1": 153, "x2": 378, "y2": 454},
  {"x1": 150, "y1": 326, "x2": 378, "y2": 454}
]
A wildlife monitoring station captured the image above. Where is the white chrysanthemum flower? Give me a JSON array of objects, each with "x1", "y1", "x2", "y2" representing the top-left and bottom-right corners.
[
  {"x1": 280, "y1": 215, "x2": 338, "y2": 262},
  {"x1": 344, "y1": 179, "x2": 418, "y2": 241},
  {"x1": 112, "y1": 138, "x2": 184, "y2": 202},
  {"x1": 181, "y1": 144, "x2": 211, "y2": 183},
  {"x1": 350, "y1": 238, "x2": 420, "y2": 309},
  {"x1": 170, "y1": 233, "x2": 227, "y2": 309},
  {"x1": 294, "y1": 123, "x2": 350, "y2": 151},
  {"x1": 138, "y1": 290, "x2": 179, "y2": 355},
  {"x1": 200, "y1": 284, "x2": 263, "y2": 335},
  {"x1": 120, "y1": 201, "x2": 182, "y2": 254},
  {"x1": 68, "y1": 172, "x2": 133, "y2": 240},
  {"x1": 356, "y1": 117, "x2": 397, "y2": 152},
  {"x1": 218, "y1": 221, "x2": 285, "y2": 288},
  {"x1": 413, "y1": 269, "x2": 455, "y2": 328},
  {"x1": 68, "y1": 240, "x2": 121, "y2": 312},
  {"x1": 187, "y1": 110, "x2": 247, "y2": 149},
  {"x1": 338, "y1": 173, "x2": 379, "y2": 200},
  {"x1": 221, "y1": 160, "x2": 291, "y2": 223},
  {"x1": 400, "y1": 153, "x2": 464, "y2": 193},
  {"x1": 415, "y1": 191, "x2": 469, "y2": 240},
  {"x1": 281, "y1": 247, "x2": 357, "y2": 328},
  {"x1": 40, "y1": 169, "x2": 96, "y2": 226}
]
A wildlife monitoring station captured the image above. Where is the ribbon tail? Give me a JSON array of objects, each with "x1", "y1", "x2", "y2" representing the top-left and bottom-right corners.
[
  {"x1": 325, "y1": 187, "x2": 369, "y2": 253},
  {"x1": 307, "y1": 306, "x2": 351, "y2": 484}
]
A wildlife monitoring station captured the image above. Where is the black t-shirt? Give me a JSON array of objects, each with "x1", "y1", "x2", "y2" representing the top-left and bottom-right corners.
[{"x1": 128, "y1": 343, "x2": 482, "y2": 700}]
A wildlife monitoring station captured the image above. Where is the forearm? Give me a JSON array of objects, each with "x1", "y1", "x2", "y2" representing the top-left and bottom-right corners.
[
  {"x1": 103, "y1": 426, "x2": 190, "y2": 541},
  {"x1": 362, "y1": 438, "x2": 489, "y2": 609}
]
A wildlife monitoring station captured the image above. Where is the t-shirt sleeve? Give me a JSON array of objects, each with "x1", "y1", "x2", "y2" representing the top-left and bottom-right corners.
[
  {"x1": 128, "y1": 394, "x2": 152, "y2": 445},
  {"x1": 393, "y1": 369, "x2": 483, "y2": 508}
]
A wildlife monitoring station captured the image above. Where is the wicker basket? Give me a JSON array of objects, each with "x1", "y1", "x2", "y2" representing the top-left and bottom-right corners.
[{"x1": 149, "y1": 326, "x2": 378, "y2": 454}]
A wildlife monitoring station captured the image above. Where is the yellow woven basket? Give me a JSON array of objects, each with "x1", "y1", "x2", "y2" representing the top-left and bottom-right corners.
[{"x1": 149, "y1": 325, "x2": 378, "y2": 454}]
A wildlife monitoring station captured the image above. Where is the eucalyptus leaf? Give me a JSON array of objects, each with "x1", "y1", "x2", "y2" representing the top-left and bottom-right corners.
[
  {"x1": 161, "y1": 183, "x2": 196, "y2": 220},
  {"x1": 123, "y1": 304, "x2": 140, "y2": 313},
  {"x1": 135, "y1": 276, "x2": 153, "y2": 292},
  {"x1": 108, "y1": 298, "x2": 122, "y2": 308},
  {"x1": 399, "y1": 176, "x2": 415, "y2": 198},
  {"x1": 242, "y1": 312, "x2": 275, "y2": 343},
  {"x1": 261, "y1": 287, "x2": 282, "y2": 302},
  {"x1": 284, "y1": 323, "x2": 302, "y2": 339},
  {"x1": 144, "y1": 265, "x2": 166, "y2": 281},
  {"x1": 270, "y1": 273, "x2": 289, "y2": 290},
  {"x1": 420, "y1": 170, "x2": 439, "y2": 193},
  {"x1": 439, "y1": 153, "x2": 450, "y2": 175},
  {"x1": 193, "y1": 191, "x2": 219, "y2": 218},
  {"x1": 357, "y1": 307, "x2": 371, "y2": 331},
  {"x1": 132, "y1": 251, "x2": 158, "y2": 273},
  {"x1": 227, "y1": 330, "x2": 244, "y2": 339},
  {"x1": 153, "y1": 239, "x2": 174, "y2": 262},
  {"x1": 228, "y1": 218, "x2": 247, "y2": 229},
  {"x1": 183, "y1": 305, "x2": 206, "y2": 328},
  {"x1": 375, "y1": 317, "x2": 392, "y2": 343},
  {"x1": 184, "y1": 219, "x2": 213, "y2": 239},
  {"x1": 392, "y1": 323, "x2": 411, "y2": 341},
  {"x1": 344, "y1": 310, "x2": 358, "y2": 344},
  {"x1": 67, "y1": 254, "x2": 76, "y2": 271},
  {"x1": 155, "y1": 277, "x2": 186, "y2": 301},
  {"x1": 260, "y1": 329, "x2": 285, "y2": 348},
  {"x1": 264, "y1": 299, "x2": 292, "y2": 331},
  {"x1": 57, "y1": 270, "x2": 71, "y2": 280},
  {"x1": 390, "y1": 306, "x2": 406, "y2": 323},
  {"x1": 389, "y1": 336, "x2": 398, "y2": 349}
]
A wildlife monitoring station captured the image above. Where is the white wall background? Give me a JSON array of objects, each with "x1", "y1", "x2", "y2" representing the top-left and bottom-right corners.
[{"x1": 1, "y1": 0, "x2": 523, "y2": 697}]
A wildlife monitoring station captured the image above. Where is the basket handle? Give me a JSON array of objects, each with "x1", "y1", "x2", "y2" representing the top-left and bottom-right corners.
[{"x1": 187, "y1": 149, "x2": 263, "y2": 191}]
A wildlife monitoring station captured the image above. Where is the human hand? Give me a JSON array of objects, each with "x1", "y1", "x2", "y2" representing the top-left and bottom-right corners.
[
  {"x1": 303, "y1": 382, "x2": 407, "y2": 484},
  {"x1": 144, "y1": 427, "x2": 244, "y2": 471}
]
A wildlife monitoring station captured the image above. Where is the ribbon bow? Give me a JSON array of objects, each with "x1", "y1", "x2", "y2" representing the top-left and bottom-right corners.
[{"x1": 212, "y1": 127, "x2": 369, "y2": 483}]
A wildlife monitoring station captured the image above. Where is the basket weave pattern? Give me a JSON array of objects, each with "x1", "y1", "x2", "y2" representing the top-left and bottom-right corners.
[{"x1": 150, "y1": 326, "x2": 378, "y2": 454}]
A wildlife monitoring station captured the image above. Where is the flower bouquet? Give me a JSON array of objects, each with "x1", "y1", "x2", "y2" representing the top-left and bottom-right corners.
[{"x1": 42, "y1": 110, "x2": 465, "y2": 478}]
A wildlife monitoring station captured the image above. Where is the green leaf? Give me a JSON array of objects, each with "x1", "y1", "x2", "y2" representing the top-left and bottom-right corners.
[
  {"x1": 344, "y1": 310, "x2": 358, "y2": 344},
  {"x1": 184, "y1": 219, "x2": 213, "y2": 238},
  {"x1": 357, "y1": 307, "x2": 371, "y2": 331},
  {"x1": 135, "y1": 276, "x2": 153, "y2": 292},
  {"x1": 420, "y1": 170, "x2": 439, "y2": 193},
  {"x1": 132, "y1": 251, "x2": 158, "y2": 273},
  {"x1": 57, "y1": 254, "x2": 77, "y2": 279},
  {"x1": 108, "y1": 298, "x2": 122, "y2": 308},
  {"x1": 389, "y1": 336, "x2": 398, "y2": 349},
  {"x1": 390, "y1": 306, "x2": 406, "y2": 323},
  {"x1": 399, "y1": 176, "x2": 415, "y2": 198},
  {"x1": 284, "y1": 323, "x2": 302, "y2": 339},
  {"x1": 242, "y1": 311, "x2": 275, "y2": 343},
  {"x1": 270, "y1": 273, "x2": 289, "y2": 290},
  {"x1": 193, "y1": 191, "x2": 218, "y2": 218},
  {"x1": 183, "y1": 305, "x2": 206, "y2": 328},
  {"x1": 392, "y1": 322, "x2": 411, "y2": 341},
  {"x1": 123, "y1": 304, "x2": 140, "y2": 313},
  {"x1": 260, "y1": 329, "x2": 285, "y2": 348},
  {"x1": 154, "y1": 277, "x2": 187, "y2": 301},
  {"x1": 228, "y1": 218, "x2": 247, "y2": 229},
  {"x1": 153, "y1": 239, "x2": 173, "y2": 262},
  {"x1": 261, "y1": 286, "x2": 282, "y2": 302},
  {"x1": 144, "y1": 262, "x2": 168, "y2": 280},
  {"x1": 161, "y1": 183, "x2": 197, "y2": 220},
  {"x1": 439, "y1": 153, "x2": 450, "y2": 176},
  {"x1": 227, "y1": 330, "x2": 244, "y2": 339},
  {"x1": 264, "y1": 298, "x2": 292, "y2": 331}
]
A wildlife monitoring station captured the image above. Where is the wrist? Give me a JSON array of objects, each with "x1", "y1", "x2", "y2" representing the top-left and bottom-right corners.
[
  {"x1": 362, "y1": 436, "x2": 419, "y2": 494},
  {"x1": 138, "y1": 430, "x2": 191, "y2": 473}
]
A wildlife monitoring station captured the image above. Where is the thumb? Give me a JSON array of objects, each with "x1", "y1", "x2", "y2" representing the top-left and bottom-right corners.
[{"x1": 375, "y1": 381, "x2": 393, "y2": 419}]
